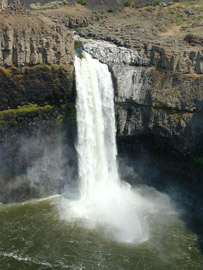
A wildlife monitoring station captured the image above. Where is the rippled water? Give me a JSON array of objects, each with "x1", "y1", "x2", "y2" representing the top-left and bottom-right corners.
[{"x1": 0, "y1": 196, "x2": 202, "y2": 270}]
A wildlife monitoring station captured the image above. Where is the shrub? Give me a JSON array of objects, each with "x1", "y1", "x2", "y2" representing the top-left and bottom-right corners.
[
  {"x1": 100, "y1": 1, "x2": 103, "y2": 4},
  {"x1": 77, "y1": 0, "x2": 86, "y2": 5},
  {"x1": 108, "y1": 8, "x2": 114, "y2": 12},
  {"x1": 98, "y1": 9, "x2": 105, "y2": 14},
  {"x1": 124, "y1": 0, "x2": 131, "y2": 7}
]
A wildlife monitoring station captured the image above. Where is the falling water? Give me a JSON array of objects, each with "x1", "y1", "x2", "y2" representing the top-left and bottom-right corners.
[
  {"x1": 62, "y1": 51, "x2": 174, "y2": 244},
  {"x1": 75, "y1": 51, "x2": 119, "y2": 200}
]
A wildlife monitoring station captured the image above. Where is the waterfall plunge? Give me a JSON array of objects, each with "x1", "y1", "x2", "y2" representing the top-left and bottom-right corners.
[
  {"x1": 61, "y1": 51, "x2": 173, "y2": 244},
  {"x1": 75, "y1": 51, "x2": 119, "y2": 201}
]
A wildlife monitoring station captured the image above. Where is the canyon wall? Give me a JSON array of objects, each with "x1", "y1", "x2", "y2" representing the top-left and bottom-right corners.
[
  {"x1": 0, "y1": 14, "x2": 76, "y2": 202},
  {"x1": 0, "y1": 15, "x2": 74, "y2": 67},
  {"x1": 0, "y1": 14, "x2": 75, "y2": 147},
  {"x1": 79, "y1": 38, "x2": 203, "y2": 156},
  {"x1": 0, "y1": 11, "x2": 202, "y2": 202}
]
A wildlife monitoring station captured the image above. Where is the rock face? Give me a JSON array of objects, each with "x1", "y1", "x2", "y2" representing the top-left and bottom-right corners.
[
  {"x1": 0, "y1": 64, "x2": 74, "y2": 110},
  {"x1": 0, "y1": 14, "x2": 75, "y2": 112},
  {"x1": 79, "y1": 36, "x2": 203, "y2": 74},
  {"x1": 144, "y1": 44, "x2": 203, "y2": 75},
  {"x1": 0, "y1": 14, "x2": 74, "y2": 67},
  {"x1": 79, "y1": 37, "x2": 149, "y2": 66},
  {"x1": 0, "y1": 14, "x2": 76, "y2": 203},
  {"x1": 79, "y1": 38, "x2": 203, "y2": 155}
]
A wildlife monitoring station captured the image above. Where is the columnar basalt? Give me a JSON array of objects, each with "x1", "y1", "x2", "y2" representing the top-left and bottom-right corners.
[{"x1": 0, "y1": 14, "x2": 74, "y2": 67}]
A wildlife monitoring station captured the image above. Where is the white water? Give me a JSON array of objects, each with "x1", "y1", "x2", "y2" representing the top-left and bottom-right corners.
[{"x1": 60, "y1": 51, "x2": 174, "y2": 244}]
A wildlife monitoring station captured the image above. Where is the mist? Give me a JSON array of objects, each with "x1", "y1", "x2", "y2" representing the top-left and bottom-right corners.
[{"x1": 0, "y1": 125, "x2": 78, "y2": 203}]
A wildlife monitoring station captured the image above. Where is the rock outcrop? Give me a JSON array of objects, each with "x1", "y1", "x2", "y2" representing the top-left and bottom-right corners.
[
  {"x1": 0, "y1": 14, "x2": 75, "y2": 112},
  {"x1": 78, "y1": 38, "x2": 203, "y2": 155},
  {"x1": 0, "y1": 13, "x2": 76, "y2": 203},
  {"x1": 0, "y1": 14, "x2": 74, "y2": 67},
  {"x1": 78, "y1": 36, "x2": 203, "y2": 74}
]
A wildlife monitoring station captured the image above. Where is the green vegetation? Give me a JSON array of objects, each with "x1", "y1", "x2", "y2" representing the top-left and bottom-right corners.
[
  {"x1": 0, "y1": 104, "x2": 54, "y2": 122},
  {"x1": 98, "y1": 9, "x2": 105, "y2": 14},
  {"x1": 176, "y1": 19, "x2": 182, "y2": 26},
  {"x1": 151, "y1": 106, "x2": 157, "y2": 114},
  {"x1": 30, "y1": 1, "x2": 68, "y2": 10},
  {"x1": 67, "y1": 102, "x2": 76, "y2": 122},
  {"x1": 145, "y1": 0, "x2": 160, "y2": 7},
  {"x1": 136, "y1": 0, "x2": 161, "y2": 8},
  {"x1": 61, "y1": 102, "x2": 76, "y2": 122},
  {"x1": 57, "y1": 102, "x2": 77, "y2": 125},
  {"x1": 84, "y1": 35, "x2": 94, "y2": 39},
  {"x1": 129, "y1": 60, "x2": 138, "y2": 67},
  {"x1": 77, "y1": 0, "x2": 86, "y2": 6},
  {"x1": 100, "y1": 1, "x2": 103, "y2": 4},
  {"x1": 108, "y1": 8, "x2": 114, "y2": 13},
  {"x1": 57, "y1": 114, "x2": 64, "y2": 124},
  {"x1": 124, "y1": 0, "x2": 131, "y2": 7}
]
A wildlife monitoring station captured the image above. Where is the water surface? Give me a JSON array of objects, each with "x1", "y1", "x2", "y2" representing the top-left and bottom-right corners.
[{"x1": 0, "y1": 196, "x2": 202, "y2": 270}]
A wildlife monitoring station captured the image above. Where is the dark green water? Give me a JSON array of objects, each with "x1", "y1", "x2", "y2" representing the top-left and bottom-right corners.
[{"x1": 0, "y1": 196, "x2": 202, "y2": 270}]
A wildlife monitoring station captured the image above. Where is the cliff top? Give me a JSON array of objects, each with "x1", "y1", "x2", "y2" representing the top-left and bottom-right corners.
[
  {"x1": 0, "y1": 12, "x2": 62, "y2": 34},
  {"x1": 30, "y1": 1, "x2": 203, "y2": 53},
  {"x1": 1, "y1": 1, "x2": 202, "y2": 59}
]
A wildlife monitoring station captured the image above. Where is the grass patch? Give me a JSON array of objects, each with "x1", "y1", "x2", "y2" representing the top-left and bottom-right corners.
[{"x1": 0, "y1": 104, "x2": 54, "y2": 122}]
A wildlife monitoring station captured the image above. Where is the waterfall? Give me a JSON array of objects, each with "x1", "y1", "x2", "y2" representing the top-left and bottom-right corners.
[
  {"x1": 75, "y1": 51, "x2": 119, "y2": 200},
  {"x1": 61, "y1": 51, "x2": 173, "y2": 244}
]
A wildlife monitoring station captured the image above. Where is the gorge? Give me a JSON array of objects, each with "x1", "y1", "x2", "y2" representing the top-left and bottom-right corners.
[{"x1": 0, "y1": 1, "x2": 203, "y2": 269}]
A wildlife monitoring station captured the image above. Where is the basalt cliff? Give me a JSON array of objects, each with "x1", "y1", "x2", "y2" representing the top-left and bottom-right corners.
[
  {"x1": 0, "y1": 1, "x2": 202, "y2": 202},
  {"x1": 77, "y1": 37, "x2": 203, "y2": 156}
]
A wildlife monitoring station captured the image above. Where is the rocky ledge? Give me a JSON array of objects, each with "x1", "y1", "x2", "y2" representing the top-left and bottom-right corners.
[{"x1": 77, "y1": 36, "x2": 203, "y2": 74}]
